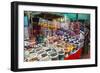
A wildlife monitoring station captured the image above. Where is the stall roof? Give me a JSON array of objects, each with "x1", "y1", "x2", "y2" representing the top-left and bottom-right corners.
[{"x1": 34, "y1": 12, "x2": 63, "y2": 20}]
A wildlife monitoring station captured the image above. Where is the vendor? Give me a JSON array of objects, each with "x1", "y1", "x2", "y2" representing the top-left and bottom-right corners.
[
  {"x1": 36, "y1": 32, "x2": 45, "y2": 44},
  {"x1": 69, "y1": 20, "x2": 80, "y2": 36},
  {"x1": 83, "y1": 23, "x2": 90, "y2": 55}
]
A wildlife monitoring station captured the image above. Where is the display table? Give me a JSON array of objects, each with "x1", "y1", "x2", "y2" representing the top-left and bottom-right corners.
[{"x1": 64, "y1": 48, "x2": 82, "y2": 60}]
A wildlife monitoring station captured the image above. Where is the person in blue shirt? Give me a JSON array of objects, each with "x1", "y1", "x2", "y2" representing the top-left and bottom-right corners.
[{"x1": 24, "y1": 12, "x2": 29, "y2": 40}]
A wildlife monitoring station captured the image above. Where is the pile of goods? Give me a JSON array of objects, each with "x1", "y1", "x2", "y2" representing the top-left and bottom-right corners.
[
  {"x1": 24, "y1": 15, "x2": 85, "y2": 62},
  {"x1": 24, "y1": 30, "x2": 84, "y2": 62}
]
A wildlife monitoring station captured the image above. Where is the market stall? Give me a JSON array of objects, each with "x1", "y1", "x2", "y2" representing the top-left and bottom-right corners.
[{"x1": 24, "y1": 12, "x2": 90, "y2": 62}]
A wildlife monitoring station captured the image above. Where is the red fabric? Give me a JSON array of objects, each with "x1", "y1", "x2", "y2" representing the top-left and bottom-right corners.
[{"x1": 64, "y1": 48, "x2": 82, "y2": 60}]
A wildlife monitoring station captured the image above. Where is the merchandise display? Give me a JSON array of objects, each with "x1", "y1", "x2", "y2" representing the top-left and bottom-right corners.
[{"x1": 24, "y1": 11, "x2": 90, "y2": 62}]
